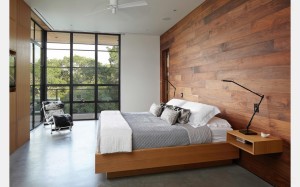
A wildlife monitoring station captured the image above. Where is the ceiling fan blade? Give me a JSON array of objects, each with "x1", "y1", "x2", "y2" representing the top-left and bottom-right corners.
[
  {"x1": 118, "y1": 0, "x2": 148, "y2": 9},
  {"x1": 86, "y1": 8, "x2": 109, "y2": 16}
]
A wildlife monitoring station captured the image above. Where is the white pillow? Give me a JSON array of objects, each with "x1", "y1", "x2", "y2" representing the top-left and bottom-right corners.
[
  {"x1": 181, "y1": 101, "x2": 220, "y2": 128},
  {"x1": 166, "y1": 99, "x2": 186, "y2": 107},
  {"x1": 206, "y1": 117, "x2": 231, "y2": 128}
]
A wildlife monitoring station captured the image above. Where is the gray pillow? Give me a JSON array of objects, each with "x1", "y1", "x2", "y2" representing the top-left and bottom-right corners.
[
  {"x1": 177, "y1": 108, "x2": 191, "y2": 124},
  {"x1": 149, "y1": 103, "x2": 163, "y2": 117},
  {"x1": 160, "y1": 107, "x2": 180, "y2": 125}
]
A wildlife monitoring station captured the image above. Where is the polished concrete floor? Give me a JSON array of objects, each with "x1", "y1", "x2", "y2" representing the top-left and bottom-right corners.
[{"x1": 10, "y1": 121, "x2": 272, "y2": 187}]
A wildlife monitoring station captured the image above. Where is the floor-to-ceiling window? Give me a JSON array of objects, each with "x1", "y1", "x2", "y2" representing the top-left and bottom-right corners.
[
  {"x1": 96, "y1": 34, "x2": 120, "y2": 118},
  {"x1": 72, "y1": 33, "x2": 96, "y2": 119},
  {"x1": 46, "y1": 32, "x2": 120, "y2": 120},
  {"x1": 46, "y1": 32, "x2": 71, "y2": 114},
  {"x1": 30, "y1": 20, "x2": 44, "y2": 130}
]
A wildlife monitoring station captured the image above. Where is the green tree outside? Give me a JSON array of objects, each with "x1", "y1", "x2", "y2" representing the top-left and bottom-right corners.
[{"x1": 45, "y1": 45, "x2": 119, "y2": 115}]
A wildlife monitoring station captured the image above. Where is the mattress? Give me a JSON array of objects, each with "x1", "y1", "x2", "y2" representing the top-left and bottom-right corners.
[
  {"x1": 97, "y1": 112, "x2": 232, "y2": 152},
  {"x1": 98, "y1": 112, "x2": 213, "y2": 152},
  {"x1": 209, "y1": 127, "x2": 233, "y2": 142},
  {"x1": 206, "y1": 116, "x2": 233, "y2": 142}
]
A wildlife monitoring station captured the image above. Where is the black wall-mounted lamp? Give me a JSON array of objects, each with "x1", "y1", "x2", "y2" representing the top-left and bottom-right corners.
[
  {"x1": 222, "y1": 80, "x2": 265, "y2": 135},
  {"x1": 166, "y1": 79, "x2": 176, "y2": 97}
]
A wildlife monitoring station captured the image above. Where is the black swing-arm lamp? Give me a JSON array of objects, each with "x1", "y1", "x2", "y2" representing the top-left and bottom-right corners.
[
  {"x1": 222, "y1": 80, "x2": 265, "y2": 135},
  {"x1": 166, "y1": 79, "x2": 176, "y2": 97}
]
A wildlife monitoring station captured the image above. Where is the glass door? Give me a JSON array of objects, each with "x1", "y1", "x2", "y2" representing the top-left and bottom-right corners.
[{"x1": 30, "y1": 20, "x2": 43, "y2": 130}]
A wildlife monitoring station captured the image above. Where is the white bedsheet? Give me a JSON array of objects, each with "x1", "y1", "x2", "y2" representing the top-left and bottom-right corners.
[
  {"x1": 209, "y1": 127, "x2": 233, "y2": 142},
  {"x1": 100, "y1": 110, "x2": 132, "y2": 154},
  {"x1": 206, "y1": 117, "x2": 233, "y2": 142}
]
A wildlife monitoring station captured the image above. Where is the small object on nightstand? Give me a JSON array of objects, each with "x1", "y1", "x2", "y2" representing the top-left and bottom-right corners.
[
  {"x1": 236, "y1": 137, "x2": 246, "y2": 144},
  {"x1": 261, "y1": 132, "x2": 270, "y2": 138},
  {"x1": 236, "y1": 137, "x2": 251, "y2": 144}
]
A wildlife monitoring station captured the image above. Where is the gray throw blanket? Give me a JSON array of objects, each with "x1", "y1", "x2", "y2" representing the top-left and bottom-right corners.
[{"x1": 122, "y1": 112, "x2": 212, "y2": 150}]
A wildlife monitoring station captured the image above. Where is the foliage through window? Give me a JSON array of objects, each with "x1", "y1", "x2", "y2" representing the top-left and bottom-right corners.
[{"x1": 46, "y1": 32, "x2": 120, "y2": 120}]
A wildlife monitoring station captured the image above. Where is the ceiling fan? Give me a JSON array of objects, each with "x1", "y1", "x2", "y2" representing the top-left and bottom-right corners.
[{"x1": 90, "y1": 0, "x2": 148, "y2": 15}]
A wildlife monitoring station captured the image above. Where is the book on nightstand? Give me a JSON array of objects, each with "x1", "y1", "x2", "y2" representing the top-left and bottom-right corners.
[{"x1": 236, "y1": 137, "x2": 246, "y2": 144}]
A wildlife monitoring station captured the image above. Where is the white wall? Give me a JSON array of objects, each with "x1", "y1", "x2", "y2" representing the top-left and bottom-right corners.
[{"x1": 121, "y1": 34, "x2": 160, "y2": 112}]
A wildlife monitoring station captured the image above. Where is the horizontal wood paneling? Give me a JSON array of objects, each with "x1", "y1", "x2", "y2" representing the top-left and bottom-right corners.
[{"x1": 160, "y1": 0, "x2": 290, "y2": 186}]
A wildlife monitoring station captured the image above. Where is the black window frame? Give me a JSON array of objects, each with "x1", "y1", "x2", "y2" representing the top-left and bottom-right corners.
[{"x1": 45, "y1": 31, "x2": 121, "y2": 121}]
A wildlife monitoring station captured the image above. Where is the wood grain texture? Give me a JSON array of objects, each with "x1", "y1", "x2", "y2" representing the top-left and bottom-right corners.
[
  {"x1": 106, "y1": 160, "x2": 232, "y2": 179},
  {"x1": 160, "y1": 0, "x2": 290, "y2": 186},
  {"x1": 9, "y1": 0, "x2": 31, "y2": 153},
  {"x1": 16, "y1": 0, "x2": 31, "y2": 148},
  {"x1": 10, "y1": 92, "x2": 17, "y2": 154},
  {"x1": 10, "y1": 0, "x2": 17, "y2": 51},
  {"x1": 95, "y1": 143, "x2": 239, "y2": 175},
  {"x1": 227, "y1": 130, "x2": 283, "y2": 155}
]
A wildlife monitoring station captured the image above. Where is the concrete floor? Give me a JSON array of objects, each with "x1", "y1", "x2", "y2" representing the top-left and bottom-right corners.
[{"x1": 10, "y1": 121, "x2": 272, "y2": 187}]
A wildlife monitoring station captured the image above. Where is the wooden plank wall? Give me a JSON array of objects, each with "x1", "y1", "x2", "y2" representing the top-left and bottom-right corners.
[
  {"x1": 160, "y1": 0, "x2": 290, "y2": 186},
  {"x1": 9, "y1": 0, "x2": 31, "y2": 153}
]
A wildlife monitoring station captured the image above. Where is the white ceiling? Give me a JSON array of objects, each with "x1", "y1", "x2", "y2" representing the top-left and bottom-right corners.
[{"x1": 24, "y1": 0, "x2": 205, "y2": 35}]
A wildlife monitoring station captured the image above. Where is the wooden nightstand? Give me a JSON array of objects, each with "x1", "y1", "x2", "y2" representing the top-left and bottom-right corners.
[{"x1": 227, "y1": 130, "x2": 283, "y2": 155}]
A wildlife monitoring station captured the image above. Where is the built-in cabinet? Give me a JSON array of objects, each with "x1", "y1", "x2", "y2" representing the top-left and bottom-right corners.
[{"x1": 9, "y1": 0, "x2": 31, "y2": 154}]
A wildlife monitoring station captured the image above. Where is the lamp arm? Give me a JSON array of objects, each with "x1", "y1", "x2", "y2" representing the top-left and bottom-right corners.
[
  {"x1": 231, "y1": 81, "x2": 263, "y2": 97},
  {"x1": 246, "y1": 95, "x2": 265, "y2": 131},
  {"x1": 166, "y1": 79, "x2": 176, "y2": 97}
]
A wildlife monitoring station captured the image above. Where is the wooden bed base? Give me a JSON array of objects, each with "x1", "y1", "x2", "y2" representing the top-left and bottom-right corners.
[{"x1": 95, "y1": 142, "x2": 239, "y2": 178}]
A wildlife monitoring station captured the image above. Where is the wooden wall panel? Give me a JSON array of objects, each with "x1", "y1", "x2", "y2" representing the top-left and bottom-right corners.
[
  {"x1": 160, "y1": 0, "x2": 290, "y2": 186},
  {"x1": 10, "y1": 92, "x2": 17, "y2": 154},
  {"x1": 16, "y1": 0, "x2": 31, "y2": 148},
  {"x1": 10, "y1": 0, "x2": 17, "y2": 51},
  {"x1": 9, "y1": 0, "x2": 31, "y2": 153}
]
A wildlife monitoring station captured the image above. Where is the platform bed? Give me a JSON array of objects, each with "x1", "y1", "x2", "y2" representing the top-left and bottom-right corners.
[{"x1": 95, "y1": 142, "x2": 239, "y2": 178}]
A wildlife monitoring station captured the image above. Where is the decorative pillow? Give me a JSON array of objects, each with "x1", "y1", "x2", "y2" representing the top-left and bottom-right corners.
[
  {"x1": 165, "y1": 104, "x2": 174, "y2": 110},
  {"x1": 181, "y1": 101, "x2": 220, "y2": 128},
  {"x1": 149, "y1": 103, "x2": 163, "y2": 117},
  {"x1": 160, "y1": 107, "x2": 180, "y2": 125},
  {"x1": 160, "y1": 102, "x2": 174, "y2": 112},
  {"x1": 175, "y1": 107, "x2": 191, "y2": 124},
  {"x1": 160, "y1": 102, "x2": 166, "y2": 107}
]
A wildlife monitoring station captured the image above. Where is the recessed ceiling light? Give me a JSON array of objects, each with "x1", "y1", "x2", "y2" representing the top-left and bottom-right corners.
[{"x1": 162, "y1": 17, "x2": 171, "y2": 21}]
